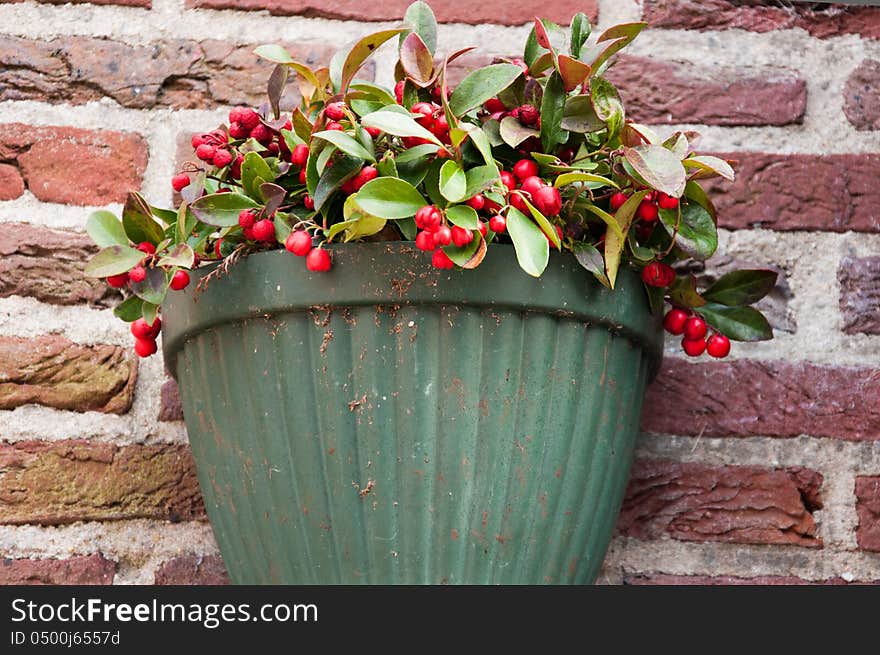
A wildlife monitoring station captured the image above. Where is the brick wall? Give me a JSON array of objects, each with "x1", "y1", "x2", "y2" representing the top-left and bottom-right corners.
[{"x1": 0, "y1": 0, "x2": 878, "y2": 585}]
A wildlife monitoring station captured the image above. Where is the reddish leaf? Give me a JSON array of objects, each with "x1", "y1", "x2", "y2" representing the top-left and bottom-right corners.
[
  {"x1": 557, "y1": 54, "x2": 591, "y2": 92},
  {"x1": 399, "y1": 32, "x2": 434, "y2": 85}
]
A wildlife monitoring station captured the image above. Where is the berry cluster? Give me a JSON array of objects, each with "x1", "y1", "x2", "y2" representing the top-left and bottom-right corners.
[
  {"x1": 130, "y1": 317, "x2": 161, "y2": 358},
  {"x1": 105, "y1": 241, "x2": 191, "y2": 294},
  {"x1": 662, "y1": 308, "x2": 731, "y2": 358}
]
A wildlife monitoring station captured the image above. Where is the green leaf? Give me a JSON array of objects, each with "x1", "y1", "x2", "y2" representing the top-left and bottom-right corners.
[
  {"x1": 158, "y1": 243, "x2": 195, "y2": 268},
  {"x1": 696, "y1": 302, "x2": 773, "y2": 342},
  {"x1": 423, "y1": 158, "x2": 446, "y2": 207},
  {"x1": 399, "y1": 32, "x2": 434, "y2": 85},
  {"x1": 499, "y1": 116, "x2": 539, "y2": 148},
  {"x1": 580, "y1": 204, "x2": 624, "y2": 240},
  {"x1": 312, "y1": 130, "x2": 375, "y2": 161},
  {"x1": 561, "y1": 95, "x2": 605, "y2": 133},
  {"x1": 290, "y1": 108, "x2": 314, "y2": 142},
  {"x1": 397, "y1": 217, "x2": 417, "y2": 240},
  {"x1": 570, "y1": 12, "x2": 591, "y2": 59},
  {"x1": 113, "y1": 295, "x2": 143, "y2": 322},
  {"x1": 571, "y1": 242, "x2": 609, "y2": 288},
  {"x1": 540, "y1": 71, "x2": 566, "y2": 153},
  {"x1": 241, "y1": 152, "x2": 274, "y2": 200},
  {"x1": 703, "y1": 269, "x2": 778, "y2": 306},
  {"x1": 253, "y1": 45, "x2": 323, "y2": 99},
  {"x1": 338, "y1": 28, "x2": 406, "y2": 93},
  {"x1": 130, "y1": 265, "x2": 167, "y2": 305},
  {"x1": 683, "y1": 155, "x2": 736, "y2": 182},
  {"x1": 84, "y1": 245, "x2": 144, "y2": 278},
  {"x1": 448, "y1": 64, "x2": 523, "y2": 117},
  {"x1": 523, "y1": 19, "x2": 564, "y2": 68},
  {"x1": 554, "y1": 172, "x2": 618, "y2": 189},
  {"x1": 443, "y1": 233, "x2": 485, "y2": 269},
  {"x1": 506, "y1": 207, "x2": 549, "y2": 277},
  {"x1": 684, "y1": 180, "x2": 717, "y2": 223},
  {"x1": 668, "y1": 274, "x2": 706, "y2": 308},
  {"x1": 401, "y1": 0, "x2": 438, "y2": 54},
  {"x1": 314, "y1": 154, "x2": 363, "y2": 212},
  {"x1": 190, "y1": 192, "x2": 261, "y2": 227},
  {"x1": 347, "y1": 83, "x2": 397, "y2": 116},
  {"x1": 458, "y1": 123, "x2": 498, "y2": 172},
  {"x1": 662, "y1": 132, "x2": 690, "y2": 160},
  {"x1": 86, "y1": 211, "x2": 128, "y2": 247},
  {"x1": 623, "y1": 145, "x2": 687, "y2": 198},
  {"x1": 521, "y1": 197, "x2": 561, "y2": 250},
  {"x1": 659, "y1": 203, "x2": 717, "y2": 260},
  {"x1": 439, "y1": 160, "x2": 467, "y2": 202},
  {"x1": 445, "y1": 204, "x2": 479, "y2": 229},
  {"x1": 361, "y1": 109, "x2": 442, "y2": 146},
  {"x1": 604, "y1": 190, "x2": 648, "y2": 288},
  {"x1": 395, "y1": 143, "x2": 439, "y2": 164},
  {"x1": 465, "y1": 164, "x2": 501, "y2": 198},
  {"x1": 142, "y1": 302, "x2": 159, "y2": 327},
  {"x1": 590, "y1": 76, "x2": 624, "y2": 137},
  {"x1": 122, "y1": 193, "x2": 164, "y2": 245},
  {"x1": 355, "y1": 177, "x2": 426, "y2": 218}
]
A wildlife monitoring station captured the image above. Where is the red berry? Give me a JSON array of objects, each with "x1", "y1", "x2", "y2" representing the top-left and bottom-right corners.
[
  {"x1": 433, "y1": 225, "x2": 452, "y2": 246},
  {"x1": 325, "y1": 121, "x2": 343, "y2": 132},
  {"x1": 212, "y1": 149, "x2": 233, "y2": 168},
  {"x1": 509, "y1": 192, "x2": 528, "y2": 212},
  {"x1": 171, "y1": 173, "x2": 190, "y2": 192},
  {"x1": 285, "y1": 230, "x2": 312, "y2": 256},
  {"x1": 250, "y1": 124, "x2": 273, "y2": 145},
  {"x1": 195, "y1": 144, "x2": 216, "y2": 162},
  {"x1": 683, "y1": 316, "x2": 708, "y2": 341},
  {"x1": 663, "y1": 308, "x2": 689, "y2": 336},
  {"x1": 466, "y1": 195, "x2": 485, "y2": 211},
  {"x1": 451, "y1": 226, "x2": 473, "y2": 247},
  {"x1": 298, "y1": 169, "x2": 307, "y2": 185},
  {"x1": 230, "y1": 154, "x2": 244, "y2": 178},
  {"x1": 557, "y1": 146, "x2": 576, "y2": 162},
  {"x1": 512, "y1": 159, "x2": 539, "y2": 181},
  {"x1": 131, "y1": 317, "x2": 160, "y2": 339},
  {"x1": 432, "y1": 114, "x2": 449, "y2": 135},
  {"x1": 520, "y1": 175, "x2": 545, "y2": 197},
  {"x1": 266, "y1": 143, "x2": 280, "y2": 156},
  {"x1": 484, "y1": 98, "x2": 506, "y2": 114},
  {"x1": 106, "y1": 273, "x2": 129, "y2": 288},
  {"x1": 499, "y1": 171, "x2": 516, "y2": 191},
  {"x1": 238, "y1": 210, "x2": 256, "y2": 228},
  {"x1": 340, "y1": 178, "x2": 356, "y2": 195},
  {"x1": 242, "y1": 226, "x2": 255, "y2": 240},
  {"x1": 353, "y1": 165, "x2": 378, "y2": 191},
  {"x1": 478, "y1": 221, "x2": 488, "y2": 238},
  {"x1": 401, "y1": 136, "x2": 431, "y2": 149},
  {"x1": 306, "y1": 247, "x2": 332, "y2": 272},
  {"x1": 292, "y1": 144, "x2": 309, "y2": 167},
  {"x1": 488, "y1": 215, "x2": 506, "y2": 233},
  {"x1": 641, "y1": 261, "x2": 674, "y2": 287},
  {"x1": 238, "y1": 108, "x2": 261, "y2": 130},
  {"x1": 436, "y1": 148, "x2": 451, "y2": 159},
  {"x1": 681, "y1": 337, "x2": 706, "y2": 357},
  {"x1": 365, "y1": 126, "x2": 381, "y2": 138},
  {"x1": 533, "y1": 185, "x2": 562, "y2": 216},
  {"x1": 518, "y1": 105, "x2": 539, "y2": 126},
  {"x1": 325, "y1": 102, "x2": 346, "y2": 121},
  {"x1": 431, "y1": 248, "x2": 455, "y2": 270},
  {"x1": 415, "y1": 205, "x2": 442, "y2": 230},
  {"x1": 136, "y1": 242, "x2": 156, "y2": 255},
  {"x1": 706, "y1": 334, "x2": 731, "y2": 359},
  {"x1": 394, "y1": 80, "x2": 406, "y2": 104},
  {"x1": 228, "y1": 122, "x2": 248, "y2": 139},
  {"x1": 638, "y1": 200, "x2": 659, "y2": 222},
  {"x1": 191, "y1": 133, "x2": 207, "y2": 149},
  {"x1": 134, "y1": 337, "x2": 158, "y2": 358},
  {"x1": 610, "y1": 192, "x2": 628, "y2": 211},
  {"x1": 410, "y1": 102, "x2": 435, "y2": 129},
  {"x1": 170, "y1": 270, "x2": 190, "y2": 291},
  {"x1": 129, "y1": 265, "x2": 147, "y2": 283},
  {"x1": 252, "y1": 219, "x2": 275, "y2": 243},
  {"x1": 658, "y1": 193, "x2": 679, "y2": 210},
  {"x1": 415, "y1": 230, "x2": 435, "y2": 251},
  {"x1": 303, "y1": 194, "x2": 315, "y2": 210}
]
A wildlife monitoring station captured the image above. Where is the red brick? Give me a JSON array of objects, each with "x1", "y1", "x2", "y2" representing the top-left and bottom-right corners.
[
  {"x1": 0, "y1": 124, "x2": 147, "y2": 206},
  {"x1": 625, "y1": 574, "x2": 877, "y2": 585},
  {"x1": 0, "y1": 162, "x2": 24, "y2": 200},
  {"x1": 159, "y1": 379, "x2": 184, "y2": 422},
  {"x1": 839, "y1": 256, "x2": 880, "y2": 336},
  {"x1": 185, "y1": 0, "x2": 598, "y2": 25},
  {"x1": 0, "y1": 554, "x2": 116, "y2": 585},
  {"x1": 0, "y1": 335, "x2": 137, "y2": 414},
  {"x1": 0, "y1": 223, "x2": 119, "y2": 306},
  {"x1": 0, "y1": 441, "x2": 205, "y2": 525},
  {"x1": 0, "y1": 0, "x2": 150, "y2": 6},
  {"x1": 855, "y1": 476, "x2": 880, "y2": 552},
  {"x1": 703, "y1": 153, "x2": 880, "y2": 232},
  {"x1": 844, "y1": 59, "x2": 880, "y2": 131},
  {"x1": 642, "y1": 359, "x2": 880, "y2": 441},
  {"x1": 154, "y1": 555, "x2": 229, "y2": 585},
  {"x1": 607, "y1": 55, "x2": 805, "y2": 126},
  {"x1": 642, "y1": 1, "x2": 880, "y2": 40},
  {"x1": 617, "y1": 460, "x2": 822, "y2": 548}
]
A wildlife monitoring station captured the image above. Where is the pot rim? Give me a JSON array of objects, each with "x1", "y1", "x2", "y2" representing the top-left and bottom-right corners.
[{"x1": 161, "y1": 242, "x2": 664, "y2": 379}]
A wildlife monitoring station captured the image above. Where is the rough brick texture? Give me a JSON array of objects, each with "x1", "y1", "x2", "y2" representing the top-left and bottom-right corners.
[
  {"x1": 0, "y1": 555, "x2": 116, "y2": 585},
  {"x1": 844, "y1": 59, "x2": 880, "y2": 131},
  {"x1": 607, "y1": 56, "x2": 806, "y2": 126},
  {"x1": 159, "y1": 379, "x2": 184, "y2": 422},
  {"x1": 625, "y1": 574, "x2": 876, "y2": 585},
  {"x1": 0, "y1": 162, "x2": 24, "y2": 201},
  {"x1": 855, "y1": 477, "x2": 880, "y2": 553},
  {"x1": 0, "y1": 124, "x2": 147, "y2": 205},
  {"x1": 642, "y1": 1, "x2": 880, "y2": 40},
  {"x1": 185, "y1": 0, "x2": 598, "y2": 25},
  {"x1": 704, "y1": 153, "x2": 880, "y2": 232},
  {"x1": 838, "y1": 256, "x2": 880, "y2": 336},
  {"x1": 0, "y1": 335, "x2": 137, "y2": 414},
  {"x1": 642, "y1": 359, "x2": 880, "y2": 441},
  {"x1": 618, "y1": 460, "x2": 823, "y2": 548},
  {"x1": 0, "y1": 223, "x2": 118, "y2": 306},
  {"x1": 154, "y1": 555, "x2": 230, "y2": 585},
  {"x1": 0, "y1": 441, "x2": 205, "y2": 525}
]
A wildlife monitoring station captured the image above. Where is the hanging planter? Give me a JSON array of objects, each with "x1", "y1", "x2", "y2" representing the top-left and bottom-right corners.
[{"x1": 82, "y1": 2, "x2": 776, "y2": 583}]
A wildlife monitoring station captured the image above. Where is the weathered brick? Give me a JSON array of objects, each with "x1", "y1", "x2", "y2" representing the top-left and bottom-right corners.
[
  {"x1": 0, "y1": 335, "x2": 137, "y2": 414},
  {"x1": 844, "y1": 59, "x2": 880, "y2": 131},
  {"x1": 0, "y1": 162, "x2": 24, "y2": 201},
  {"x1": 154, "y1": 555, "x2": 229, "y2": 585},
  {"x1": 839, "y1": 256, "x2": 880, "y2": 336},
  {"x1": 0, "y1": 223, "x2": 119, "y2": 306},
  {"x1": 0, "y1": 124, "x2": 147, "y2": 206},
  {"x1": 617, "y1": 460, "x2": 822, "y2": 548},
  {"x1": 642, "y1": 1, "x2": 880, "y2": 40},
  {"x1": 0, "y1": 441, "x2": 205, "y2": 525},
  {"x1": 185, "y1": 0, "x2": 598, "y2": 25},
  {"x1": 0, "y1": 554, "x2": 116, "y2": 585},
  {"x1": 159, "y1": 379, "x2": 184, "y2": 422},
  {"x1": 607, "y1": 55, "x2": 805, "y2": 126},
  {"x1": 855, "y1": 476, "x2": 880, "y2": 553},
  {"x1": 704, "y1": 153, "x2": 880, "y2": 232},
  {"x1": 0, "y1": 35, "x2": 343, "y2": 110},
  {"x1": 624, "y1": 574, "x2": 877, "y2": 585},
  {"x1": 642, "y1": 359, "x2": 880, "y2": 441}
]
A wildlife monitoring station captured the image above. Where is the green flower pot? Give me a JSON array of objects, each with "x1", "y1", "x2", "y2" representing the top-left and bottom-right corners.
[{"x1": 162, "y1": 242, "x2": 663, "y2": 584}]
